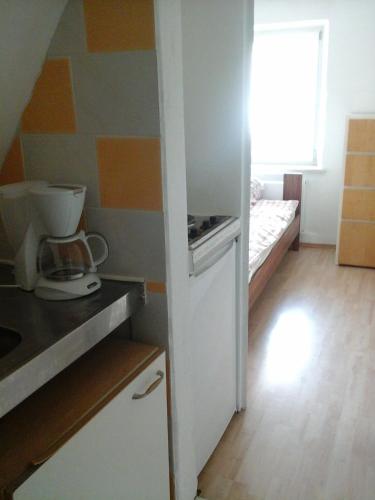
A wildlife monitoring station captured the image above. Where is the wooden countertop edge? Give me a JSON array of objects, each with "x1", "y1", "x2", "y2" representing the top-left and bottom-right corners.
[{"x1": 0, "y1": 338, "x2": 164, "y2": 497}]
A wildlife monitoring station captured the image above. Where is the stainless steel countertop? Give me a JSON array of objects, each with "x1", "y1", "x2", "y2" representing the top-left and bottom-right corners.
[{"x1": 0, "y1": 264, "x2": 144, "y2": 417}]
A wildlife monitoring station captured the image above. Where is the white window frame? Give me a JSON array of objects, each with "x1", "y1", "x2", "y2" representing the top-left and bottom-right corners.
[{"x1": 251, "y1": 20, "x2": 328, "y2": 173}]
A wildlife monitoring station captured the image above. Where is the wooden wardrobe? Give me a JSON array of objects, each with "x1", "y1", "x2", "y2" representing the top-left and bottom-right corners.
[{"x1": 337, "y1": 115, "x2": 375, "y2": 267}]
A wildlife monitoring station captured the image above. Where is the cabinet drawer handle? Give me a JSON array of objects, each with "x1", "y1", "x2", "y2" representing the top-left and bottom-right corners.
[{"x1": 132, "y1": 370, "x2": 164, "y2": 400}]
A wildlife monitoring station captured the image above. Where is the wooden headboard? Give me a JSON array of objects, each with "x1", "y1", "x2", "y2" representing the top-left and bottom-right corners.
[{"x1": 283, "y1": 173, "x2": 303, "y2": 216}]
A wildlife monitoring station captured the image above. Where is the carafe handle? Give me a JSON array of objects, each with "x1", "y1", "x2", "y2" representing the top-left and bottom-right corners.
[
  {"x1": 37, "y1": 238, "x2": 48, "y2": 274},
  {"x1": 86, "y1": 233, "x2": 109, "y2": 268}
]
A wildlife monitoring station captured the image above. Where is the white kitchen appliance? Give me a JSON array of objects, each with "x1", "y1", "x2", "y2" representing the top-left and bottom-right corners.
[
  {"x1": 0, "y1": 181, "x2": 108, "y2": 300},
  {"x1": 188, "y1": 215, "x2": 240, "y2": 474}
]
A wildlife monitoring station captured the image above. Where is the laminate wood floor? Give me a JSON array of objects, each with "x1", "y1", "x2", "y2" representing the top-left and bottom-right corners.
[{"x1": 198, "y1": 247, "x2": 375, "y2": 500}]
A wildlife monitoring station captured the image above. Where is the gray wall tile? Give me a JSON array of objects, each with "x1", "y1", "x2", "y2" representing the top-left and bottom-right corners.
[
  {"x1": 86, "y1": 207, "x2": 166, "y2": 281},
  {"x1": 71, "y1": 51, "x2": 160, "y2": 136},
  {"x1": 132, "y1": 292, "x2": 169, "y2": 349},
  {"x1": 48, "y1": 0, "x2": 86, "y2": 56},
  {"x1": 22, "y1": 134, "x2": 100, "y2": 207}
]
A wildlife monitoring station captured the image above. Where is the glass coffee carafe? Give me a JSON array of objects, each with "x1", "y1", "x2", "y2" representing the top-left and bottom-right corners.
[{"x1": 38, "y1": 231, "x2": 108, "y2": 282}]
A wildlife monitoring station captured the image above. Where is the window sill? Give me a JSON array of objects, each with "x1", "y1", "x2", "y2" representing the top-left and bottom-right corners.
[{"x1": 251, "y1": 163, "x2": 325, "y2": 174}]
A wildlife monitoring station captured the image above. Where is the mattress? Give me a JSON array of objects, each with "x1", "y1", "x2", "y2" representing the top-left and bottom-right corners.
[{"x1": 249, "y1": 199, "x2": 299, "y2": 281}]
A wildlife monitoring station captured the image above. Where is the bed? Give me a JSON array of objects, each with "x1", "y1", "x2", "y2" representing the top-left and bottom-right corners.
[{"x1": 248, "y1": 173, "x2": 302, "y2": 310}]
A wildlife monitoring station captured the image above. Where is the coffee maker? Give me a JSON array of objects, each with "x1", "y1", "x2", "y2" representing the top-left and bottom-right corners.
[{"x1": 0, "y1": 182, "x2": 108, "y2": 300}]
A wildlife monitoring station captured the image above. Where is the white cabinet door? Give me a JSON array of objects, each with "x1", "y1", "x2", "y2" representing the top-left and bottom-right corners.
[{"x1": 14, "y1": 354, "x2": 170, "y2": 500}]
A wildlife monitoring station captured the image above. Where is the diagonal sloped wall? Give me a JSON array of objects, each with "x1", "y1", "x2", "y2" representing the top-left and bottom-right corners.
[{"x1": 0, "y1": 0, "x2": 68, "y2": 166}]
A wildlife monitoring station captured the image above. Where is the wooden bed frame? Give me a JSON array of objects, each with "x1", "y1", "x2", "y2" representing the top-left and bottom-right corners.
[{"x1": 248, "y1": 173, "x2": 303, "y2": 310}]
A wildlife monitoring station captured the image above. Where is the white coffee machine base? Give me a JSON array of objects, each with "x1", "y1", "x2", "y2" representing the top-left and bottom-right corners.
[{"x1": 35, "y1": 274, "x2": 102, "y2": 301}]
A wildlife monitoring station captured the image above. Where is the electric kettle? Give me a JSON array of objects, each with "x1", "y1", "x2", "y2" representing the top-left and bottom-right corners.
[{"x1": 35, "y1": 230, "x2": 109, "y2": 300}]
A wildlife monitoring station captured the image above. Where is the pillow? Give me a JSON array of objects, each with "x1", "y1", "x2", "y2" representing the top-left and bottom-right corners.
[{"x1": 250, "y1": 177, "x2": 263, "y2": 204}]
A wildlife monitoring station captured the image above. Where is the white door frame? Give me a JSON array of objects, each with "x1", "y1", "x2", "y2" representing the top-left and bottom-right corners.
[{"x1": 236, "y1": 0, "x2": 253, "y2": 411}]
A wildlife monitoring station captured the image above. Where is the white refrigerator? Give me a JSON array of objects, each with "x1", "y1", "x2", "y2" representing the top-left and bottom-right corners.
[{"x1": 189, "y1": 234, "x2": 238, "y2": 474}]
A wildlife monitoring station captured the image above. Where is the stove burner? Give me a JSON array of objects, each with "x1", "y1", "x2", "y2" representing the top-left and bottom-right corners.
[
  {"x1": 187, "y1": 215, "x2": 233, "y2": 246},
  {"x1": 188, "y1": 215, "x2": 196, "y2": 229}
]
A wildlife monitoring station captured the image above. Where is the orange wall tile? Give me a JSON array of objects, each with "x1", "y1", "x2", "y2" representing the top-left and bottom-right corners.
[
  {"x1": 147, "y1": 281, "x2": 166, "y2": 294},
  {"x1": 0, "y1": 137, "x2": 24, "y2": 185},
  {"x1": 97, "y1": 137, "x2": 162, "y2": 211},
  {"x1": 22, "y1": 59, "x2": 76, "y2": 134},
  {"x1": 83, "y1": 0, "x2": 155, "y2": 52}
]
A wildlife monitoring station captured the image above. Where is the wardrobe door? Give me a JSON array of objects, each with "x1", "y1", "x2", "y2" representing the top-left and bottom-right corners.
[{"x1": 338, "y1": 117, "x2": 375, "y2": 267}]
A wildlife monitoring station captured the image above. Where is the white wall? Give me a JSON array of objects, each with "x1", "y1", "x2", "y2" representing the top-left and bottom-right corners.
[
  {"x1": 181, "y1": 0, "x2": 253, "y2": 412},
  {"x1": 254, "y1": 0, "x2": 375, "y2": 244},
  {"x1": 0, "y1": 0, "x2": 67, "y2": 165},
  {"x1": 157, "y1": 2, "x2": 252, "y2": 497},
  {"x1": 154, "y1": 1, "x2": 198, "y2": 498},
  {"x1": 182, "y1": 0, "x2": 251, "y2": 217}
]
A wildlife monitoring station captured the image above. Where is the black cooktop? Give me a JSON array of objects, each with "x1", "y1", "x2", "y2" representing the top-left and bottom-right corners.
[{"x1": 187, "y1": 215, "x2": 232, "y2": 245}]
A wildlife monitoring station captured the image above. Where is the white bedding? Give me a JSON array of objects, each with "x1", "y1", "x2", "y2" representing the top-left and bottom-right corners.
[{"x1": 249, "y1": 199, "x2": 299, "y2": 281}]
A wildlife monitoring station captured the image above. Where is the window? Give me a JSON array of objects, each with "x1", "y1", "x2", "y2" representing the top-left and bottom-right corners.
[{"x1": 250, "y1": 22, "x2": 327, "y2": 168}]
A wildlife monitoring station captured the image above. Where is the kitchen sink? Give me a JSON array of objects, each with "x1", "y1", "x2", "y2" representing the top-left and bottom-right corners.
[{"x1": 0, "y1": 327, "x2": 22, "y2": 358}]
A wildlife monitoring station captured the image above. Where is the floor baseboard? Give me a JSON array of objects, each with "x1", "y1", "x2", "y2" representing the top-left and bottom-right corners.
[{"x1": 300, "y1": 242, "x2": 336, "y2": 249}]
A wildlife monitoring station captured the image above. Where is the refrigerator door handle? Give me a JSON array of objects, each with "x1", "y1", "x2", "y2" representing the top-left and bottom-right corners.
[{"x1": 191, "y1": 240, "x2": 234, "y2": 278}]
